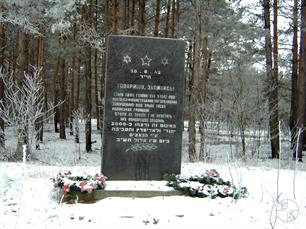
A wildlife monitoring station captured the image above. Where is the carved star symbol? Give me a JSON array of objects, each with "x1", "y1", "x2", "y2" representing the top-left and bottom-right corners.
[
  {"x1": 161, "y1": 57, "x2": 169, "y2": 66},
  {"x1": 141, "y1": 55, "x2": 152, "y2": 66},
  {"x1": 123, "y1": 55, "x2": 131, "y2": 64}
]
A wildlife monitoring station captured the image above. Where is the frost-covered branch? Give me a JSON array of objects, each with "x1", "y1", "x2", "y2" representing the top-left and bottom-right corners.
[
  {"x1": 0, "y1": 68, "x2": 44, "y2": 123},
  {"x1": 72, "y1": 108, "x2": 89, "y2": 144},
  {"x1": 0, "y1": 11, "x2": 41, "y2": 35},
  {"x1": 0, "y1": 67, "x2": 60, "y2": 157},
  {"x1": 78, "y1": 23, "x2": 103, "y2": 51}
]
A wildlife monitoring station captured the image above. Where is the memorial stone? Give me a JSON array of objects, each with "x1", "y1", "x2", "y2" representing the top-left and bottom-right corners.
[{"x1": 101, "y1": 35, "x2": 185, "y2": 180}]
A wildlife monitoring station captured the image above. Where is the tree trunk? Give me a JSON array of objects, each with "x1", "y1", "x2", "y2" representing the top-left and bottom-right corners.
[
  {"x1": 296, "y1": 0, "x2": 306, "y2": 161},
  {"x1": 198, "y1": 1, "x2": 209, "y2": 160},
  {"x1": 53, "y1": 56, "x2": 60, "y2": 133},
  {"x1": 101, "y1": 0, "x2": 110, "y2": 133},
  {"x1": 94, "y1": 47, "x2": 100, "y2": 128},
  {"x1": 112, "y1": 0, "x2": 118, "y2": 34},
  {"x1": 164, "y1": 0, "x2": 171, "y2": 38},
  {"x1": 29, "y1": 38, "x2": 37, "y2": 68},
  {"x1": 59, "y1": 33, "x2": 66, "y2": 139},
  {"x1": 16, "y1": 30, "x2": 29, "y2": 156},
  {"x1": 170, "y1": 0, "x2": 176, "y2": 37},
  {"x1": 130, "y1": 0, "x2": 136, "y2": 34},
  {"x1": 35, "y1": 25, "x2": 45, "y2": 149},
  {"x1": 240, "y1": 127, "x2": 246, "y2": 157},
  {"x1": 153, "y1": 0, "x2": 160, "y2": 37},
  {"x1": 175, "y1": 0, "x2": 180, "y2": 37},
  {"x1": 11, "y1": 40, "x2": 17, "y2": 79},
  {"x1": 84, "y1": 3, "x2": 92, "y2": 152},
  {"x1": 94, "y1": 0, "x2": 100, "y2": 131},
  {"x1": 188, "y1": 39, "x2": 199, "y2": 162},
  {"x1": 69, "y1": 21, "x2": 77, "y2": 135},
  {"x1": 17, "y1": 31, "x2": 29, "y2": 81},
  {"x1": 186, "y1": 40, "x2": 193, "y2": 106},
  {"x1": 126, "y1": 0, "x2": 130, "y2": 25},
  {"x1": 76, "y1": 51, "x2": 81, "y2": 110},
  {"x1": 290, "y1": 0, "x2": 299, "y2": 157},
  {"x1": 186, "y1": 41, "x2": 193, "y2": 159},
  {"x1": 199, "y1": 37, "x2": 210, "y2": 160},
  {"x1": 0, "y1": 3, "x2": 5, "y2": 148},
  {"x1": 302, "y1": 0, "x2": 306, "y2": 156},
  {"x1": 119, "y1": 0, "x2": 126, "y2": 30},
  {"x1": 263, "y1": 0, "x2": 279, "y2": 159},
  {"x1": 68, "y1": 61, "x2": 73, "y2": 136},
  {"x1": 75, "y1": 52, "x2": 81, "y2": 144},
  {"x1": 138, "y1": 0, "x2": 146, "y2": 35},
  {"x1": 271, "y1": 0, "x2": 280, "y2": 158}
]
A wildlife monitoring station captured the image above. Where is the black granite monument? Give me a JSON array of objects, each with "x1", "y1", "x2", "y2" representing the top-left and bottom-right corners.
[{"x1": 102, "y1": 35, "x2": 185, "y2": 180}]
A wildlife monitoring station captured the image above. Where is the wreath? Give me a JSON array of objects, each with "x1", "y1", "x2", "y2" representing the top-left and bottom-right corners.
[
  {"x1": 52, "y1": 171, "x2": 107, "y2": 195},
  {"x1": 165, "y1": 169, "x2": 248, "y2": 199}
]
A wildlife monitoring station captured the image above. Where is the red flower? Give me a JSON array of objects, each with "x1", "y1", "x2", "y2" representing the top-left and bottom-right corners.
[
  {"x1": 63, "y1": 183, "x2": 71, "y2": 193},
  {"x1": 205, "y1": 169, "x2": 220, "y2": 178},
  {"x1": 87, "y1": 183, "x2": 94, "y2": 193},
  {"x1": 80, "y1": 180, "x2": 95, "y2": 193},
  {"x1": 95, "y1": 173, "x2": 107, "y2": 185},
  {"x1": 64, "y1": 171, "x2": 72, "y2": 176},
  {"x1": 80, "y1": 180, "x2": 87, "y2": 192}
]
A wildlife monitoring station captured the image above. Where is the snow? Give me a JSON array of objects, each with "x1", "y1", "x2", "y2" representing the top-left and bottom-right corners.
[{"x1": 0, "y1": 124, "x2": 306, "y2": 228}]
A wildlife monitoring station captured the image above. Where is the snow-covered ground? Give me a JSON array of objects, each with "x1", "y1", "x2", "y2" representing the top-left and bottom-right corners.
[{"x1": 0, "y1": 124, "x2": 305, "y2": 228}]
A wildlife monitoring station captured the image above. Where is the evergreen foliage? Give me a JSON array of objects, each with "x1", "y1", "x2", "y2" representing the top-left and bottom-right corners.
[
  {"x1": 52, "y1": 171, "x2": 107, "y2": 195},
  {"x1": 0, "y1": 0, "x2": 299, "y2": 161},
  {"x1": 165, "y1": 169, "x2": 248, "y2": 199}
]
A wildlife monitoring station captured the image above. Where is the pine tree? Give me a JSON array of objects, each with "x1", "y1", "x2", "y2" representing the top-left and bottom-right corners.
[
  {"x1": 35, "y1": 24, "x2": 45, "y2": 149},
  {"x1": 296, "y1": 0, "x2": 306, "y2": 161},
  {"x1": 290, "y1": 0, "x2": 299, "y2": 158},
  {"x1": 0, "y1": 3, "x2": 5, "y2": 148},
  {"x1": 59, "y1": 32, "x2": 66, "y2": 140},
  {"x1": 84, "y1": 2, "x2": 93, "y2": 152},
  {"x1": 263, "y1": 0, "x2": 280, "y2": 159},
  {"x1": 154, "y1": 0, "x2": 161, "y2": 37}
]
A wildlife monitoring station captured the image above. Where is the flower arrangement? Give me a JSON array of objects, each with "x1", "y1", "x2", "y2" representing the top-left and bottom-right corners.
[
  {"x1": 165, "y1": 169, "x2": 248, "y2": 199},
  {"x1": 52, "y1": 171, "x2": 107, "y2": 195}
]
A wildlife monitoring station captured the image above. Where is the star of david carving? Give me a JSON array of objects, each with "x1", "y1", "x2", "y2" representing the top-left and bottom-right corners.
[
  {"x1": 123, "y1": 55, "x2": 131, "y2": 64},
  {"x1": 141, "y1": 55, "x2": 152, "y2": 66},
  {"x1": 161, "y1": 57, "x2": 169, "y2": 66}
]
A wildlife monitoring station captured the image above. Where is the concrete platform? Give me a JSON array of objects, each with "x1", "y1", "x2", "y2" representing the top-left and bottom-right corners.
[{"x1": 58, "y1": 181, "x2": 182, "y2": 203}]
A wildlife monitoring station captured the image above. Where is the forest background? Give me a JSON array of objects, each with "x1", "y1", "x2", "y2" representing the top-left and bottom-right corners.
[{"x1": 0, "y1": 0, "x2": 303, "y2": 163}]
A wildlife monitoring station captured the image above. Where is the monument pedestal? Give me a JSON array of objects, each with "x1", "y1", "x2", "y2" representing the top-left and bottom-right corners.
[{"x1": 57, "y1": 181, "x2": 182, "y2": 203}]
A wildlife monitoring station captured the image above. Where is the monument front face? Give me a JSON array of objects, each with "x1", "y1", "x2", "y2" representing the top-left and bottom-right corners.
[{"x1": 102, "y1": 35, "x2": 185, "y2": 180}]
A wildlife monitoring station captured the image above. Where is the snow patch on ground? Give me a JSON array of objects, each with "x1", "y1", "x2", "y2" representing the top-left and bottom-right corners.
[
  {"x1": 1, "y1": 124, "x2": 306, "y2": 228},
  {"x1": 0, "y1": 162, "x2": 306, "y2": 229}
]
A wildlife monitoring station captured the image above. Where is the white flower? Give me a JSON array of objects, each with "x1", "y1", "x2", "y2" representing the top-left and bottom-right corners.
[
  {"x1": 200, "y1": 185, "x2": 218, "y2": 197},
  {"x1": 218, "y1": 185, "x2": 234, "y2": 196},
  {"x1": 189, "y1": 181, "x2": 203, "y2": 190},
  {"x1": 178, "y1": 182, "x2": 190, "y2": 189}
]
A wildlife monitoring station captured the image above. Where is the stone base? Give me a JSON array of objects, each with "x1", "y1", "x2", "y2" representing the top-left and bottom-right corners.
[{"x1": 57, "y1": 181, "x2": 182, "y2": 203}]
